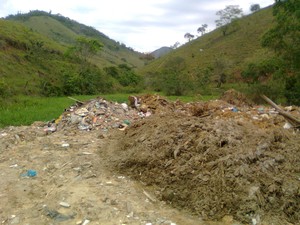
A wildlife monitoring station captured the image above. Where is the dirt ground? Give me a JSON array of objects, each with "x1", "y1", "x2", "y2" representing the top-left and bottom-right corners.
[{"x1": 0, "y1": 93, "x2": 299, "y2": 225}]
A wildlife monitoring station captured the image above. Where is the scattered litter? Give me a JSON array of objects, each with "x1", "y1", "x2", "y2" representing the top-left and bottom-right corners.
[
  {"x1": 105, "y1": 181, "x2": 113, "y2": 186},
  {"x1": 61, "y1": 143, "x2": 70, "y2": 148},
  {"x1": 43, "y1": 206, "x2": 76, "y2": 222},
  {"x1": 82, "y1": 219, "x2": 90, "y2": 225},
  {"x1": 14, "y1": 134, "x2": 21, "y2": 142},
  {"x1": 231, "y1": 107, "x2": 238, "y2": 112},
  {"x1": 283, "y1": 122, "x2": 292, "y2": 129},
  {"x1": 21, "y1": 169, "x2": 37, "y2": 177},
  {"x1": 0, "y1": 132, "x2": 8, "y2": 137},
  {"x1": 9, "y1": 164, "x2": 18, "y2": 168},
  {"x1": 59, "y1": 202, "x2": 70, "y2": 208},
  {"x1": 81, "y1": 152, "x2": 93, "y2": 155},
  {"x1": 142, "y1": 189, "x2": 156, "y2": 202},
  {"x1": 44, "y1": 124, "x2": 57, "y2": 134},
  {"x1": 10, "y1": 215, "x2": 19, "y2": 224}
]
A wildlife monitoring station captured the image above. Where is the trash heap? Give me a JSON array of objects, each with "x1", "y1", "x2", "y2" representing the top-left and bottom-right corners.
[
  {"x1": 43, "y1": 93, "x2": 300, "y2": 134},
  {"x1": 44, "y1": 94, "x2": 192, "y2": 134},
  {"x1": 53, "y1": 97, "x2": 145, "y2": 132}
]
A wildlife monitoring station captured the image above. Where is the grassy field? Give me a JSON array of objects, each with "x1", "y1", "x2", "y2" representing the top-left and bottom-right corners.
[{"x1": 0, "y1": 93, "x2": 218, "y2": 128}]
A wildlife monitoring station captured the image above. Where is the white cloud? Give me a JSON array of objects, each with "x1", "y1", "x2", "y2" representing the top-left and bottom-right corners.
[{"x1": 0, "y1": 0, "x2": 274, "y2": 52}]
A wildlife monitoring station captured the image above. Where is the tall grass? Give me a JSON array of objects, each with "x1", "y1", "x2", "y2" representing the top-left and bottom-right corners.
[{"x1": 0, "y1": 95, "x2": 103, "y2": 128}]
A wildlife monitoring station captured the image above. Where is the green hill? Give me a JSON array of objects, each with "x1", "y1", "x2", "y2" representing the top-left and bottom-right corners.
[
  {"x1": 0, "y1": 19, "x2": 74, "y2": 95},
  {"x1": 5, "y1": 10, "x2": 145, "y2": 69},
  {"x1": 140, "y1": 6, "x2": 275, "y2": 91},
  {"x1": 0, "y1": 11, "x2": 149, "y2": 97}
]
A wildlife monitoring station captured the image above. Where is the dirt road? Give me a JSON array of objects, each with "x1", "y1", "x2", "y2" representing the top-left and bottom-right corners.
[{"x1": 0, "y1": 125, "x2": 233, "y2": 225}]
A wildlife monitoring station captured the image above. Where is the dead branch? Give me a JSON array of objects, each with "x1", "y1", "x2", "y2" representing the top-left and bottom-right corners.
[
  {"x1": 261, "y1": 95, "x2": 300, "y2": 128},
  {"x1": 67, "y1": 96, "x2": 84, "y2": 105}
]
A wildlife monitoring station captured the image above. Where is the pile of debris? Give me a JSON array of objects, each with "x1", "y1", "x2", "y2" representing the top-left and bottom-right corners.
[
  {"x1": 220, "y1": 88, "x2": 253, "y2": 107},
  {"x1": 42, "y1": 93, "x2": 300, "y2": 135},
  {"x1": 44, "y1": 95, "x2": 184, "y2": 134},
  {"x1": 108, "y1": 94, "x2": 300, "y2": 224},
  {"x1": 50, "y1": 97, "x2": 143, "y2": 133}
]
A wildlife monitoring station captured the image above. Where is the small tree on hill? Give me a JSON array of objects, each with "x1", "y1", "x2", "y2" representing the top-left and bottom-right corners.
[
  {"x1": 66, "y1": 36, "x2": 103, "y2": 62},
  {"x1": 215, "y1": 5, "x2": 243, "y2": 36},
  {"x1": 197, "y1": 24, "x2": 208, "y2": 36},
  {"x1": 250, "y1": 4, "x2": 261, "y2": 12},
  {"x1": 170, "y1": 41, "x2": 180, "y2": 49},
  {"x1": 184, "y1": 33, "x2": 195, "y2": 42}
]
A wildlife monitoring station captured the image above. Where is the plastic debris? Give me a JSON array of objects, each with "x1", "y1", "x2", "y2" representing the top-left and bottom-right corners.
[
  {"x1": 43, "y1": 206, "x2": 76, "y2": 222},
  {"x1": 44, "y1": 124, "x2": 57, "y2": 134},
  {"x1": 283, "y1": 122, "x2": 292, "y2": 129},
  {"x1": 59, "y1": 202, "x2": 71, "y2": 208},
  {"x1": 61, "y1": 143, "x2": 70, "y2": 148},
  {"x1": 82, "y1": 219, "x2": 90, "y2": 225},
  {"x1": 21, "y1": 169, "x2": 37, "y2": 177},
  {"x1": 10, "y1": 215, "x2": 19, "y2": 224},
  {"x1": 231, "y1": 107, "x2": 238, "y2": 112},
  {"x1": 9, "y1": 164, "x2": 18, "y2": 168},
  {"x1": 0, "y1": 132, "x2": 8, "y2": 137}
]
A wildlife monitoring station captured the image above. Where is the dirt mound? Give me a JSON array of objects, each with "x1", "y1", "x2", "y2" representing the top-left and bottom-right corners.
[
  {"x1": 221, "y1": 89, "x2": 253, "y2": 107},
  {"x1": 111, "y1": 106, "x2": 300, "y2": 224}
]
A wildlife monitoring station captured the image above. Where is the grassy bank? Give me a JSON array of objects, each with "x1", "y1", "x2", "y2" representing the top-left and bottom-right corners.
[{"x1": 0, "y1": 94, "x2": 218, "y2": 128}]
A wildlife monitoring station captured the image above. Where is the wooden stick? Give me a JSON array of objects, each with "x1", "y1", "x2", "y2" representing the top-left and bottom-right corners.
[
  {"x1": 261, "y1": 95, "x2": 300, "y2": 127},
  {"x1": 142, "y1": 189, "x2": 156, "y2": 202},
  {"x1": 67, "y1": 96, "x2": 84, "y2": 105}
]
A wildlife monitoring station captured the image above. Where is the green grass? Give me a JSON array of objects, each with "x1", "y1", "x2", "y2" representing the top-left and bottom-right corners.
[{"x1": 0, "y1": 93, "x2": 219, "y2": 128}]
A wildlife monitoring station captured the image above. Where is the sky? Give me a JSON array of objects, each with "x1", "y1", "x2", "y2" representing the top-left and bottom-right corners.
[{"x1": 0, "y1": 0, "x2": 275, "y2": 52}]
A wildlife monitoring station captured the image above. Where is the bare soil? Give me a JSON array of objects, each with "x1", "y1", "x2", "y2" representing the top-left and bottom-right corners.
[{"x1": 0, "y1": 94, "x2": 299, "y2": 225}]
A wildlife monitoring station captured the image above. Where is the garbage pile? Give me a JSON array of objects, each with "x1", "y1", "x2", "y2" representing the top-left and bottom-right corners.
[
  {"x1": 43, "y1": 93, "x2": 300, "y2": 134},
  {"x1": 50, "y1": 97, "x2": 145, "y2": 132},
  {"x1": 43, "y1": 94, "x2": 193, "y2": 134}
]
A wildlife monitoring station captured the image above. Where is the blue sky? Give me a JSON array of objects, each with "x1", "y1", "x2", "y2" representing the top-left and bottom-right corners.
[{"x1": 0, "y1": 0, "x2": 275, "y2": 52}]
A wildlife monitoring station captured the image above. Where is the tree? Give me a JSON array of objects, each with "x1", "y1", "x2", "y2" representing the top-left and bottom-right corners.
[
  {"x1": 184, "y1": 33, "x2": 195, "y2": 42},
  {"x1": 215, "y1": 5, "x2": 243, "y2": 36},
  {"x1": 212, "y1": 53, "x2": 229, "y2": 87},
  {"x1": 71, "y1": 36, "x2": 103, "y2": 62},
  {"x1": 161, "y1": 57, "x2": 189, "y2": 95},
  {"x1": 170, "y1": 41, "x2": 180, "y2": 49},
  {"x1": 250, "y1": 4, "x2": 261, "y2": 12},
  {"x1": 197, "y1": 24, "x2": 208, "y2": 36},
  {"x1": 262, "y1": 0, "x2": 300, "y2": 105}
]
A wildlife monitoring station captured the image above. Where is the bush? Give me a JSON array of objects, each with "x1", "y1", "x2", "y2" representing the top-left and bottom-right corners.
[
  {"x1": 285, "y1": 73, "x2": 300, "y2": 105},
  {"x1": 39, "y1": 81, "x2": 62, "y2": 97},
  {"x1": 104, "y1": 64, "x2": 143, "y2": 89}
]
